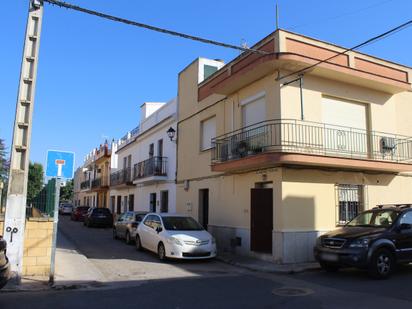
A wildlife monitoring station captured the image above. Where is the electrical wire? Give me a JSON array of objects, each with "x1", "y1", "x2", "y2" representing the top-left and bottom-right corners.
[
  {"x1": 277, "y1": 18, "x2": 412, "y2": 81},
  {"x1": 41, "y1": 0, "x2": 269, "y2": 55}
]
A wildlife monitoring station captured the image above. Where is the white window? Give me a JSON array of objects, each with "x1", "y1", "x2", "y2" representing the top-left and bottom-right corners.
[
  {"x1": 201, "y1": 116, "x2": 216, "y2": 151},
  {"x1": 241, "y1": 92, "x2": 266, "y2": 128},
  {"x1": 322, "y1": 97, "x2": 367, "y2": 130},
  {"x1": 322, "y1": 97, "x2": 368, "y2": 156}
]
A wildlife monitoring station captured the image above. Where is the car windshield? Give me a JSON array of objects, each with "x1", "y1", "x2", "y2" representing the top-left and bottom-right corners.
[
  {"x1": 162, "y1": 217, "x2": 204, "y2": 231},
  {"x1": 346, "y1": 210, "x2": 399, "y2": 228}
]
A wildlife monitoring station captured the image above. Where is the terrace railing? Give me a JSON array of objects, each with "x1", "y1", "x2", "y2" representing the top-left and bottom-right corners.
[
  {"x1": 212, "y1": 119, "x2": 412, "y2": 164},
  {"x1": 133, "y1": 157, "x2": 168, "y2": 180},
  {"x1": 110, "y1": 168, "x2": 132, "y2": 186},
  {"x1": 80, "y1": 179, "x2": 90, "y2": 190}
]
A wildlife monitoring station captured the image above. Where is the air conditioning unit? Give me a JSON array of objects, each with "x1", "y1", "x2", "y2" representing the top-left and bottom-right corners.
[
  {"x1": 380, "y1": 137, "x2": 396, "y2": 152},
  {"x1": 235, "y1": 141, "x2": 249, "y2": 158}
]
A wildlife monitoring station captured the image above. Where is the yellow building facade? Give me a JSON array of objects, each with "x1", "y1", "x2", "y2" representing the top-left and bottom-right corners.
[{"x1": 176, "y1": 30, "x2": 412, "y2": 263}]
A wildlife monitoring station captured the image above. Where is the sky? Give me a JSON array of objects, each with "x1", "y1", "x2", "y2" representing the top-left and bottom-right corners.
[{"x1": 1, "y1": 0, "x2": 412, "y2": 171}]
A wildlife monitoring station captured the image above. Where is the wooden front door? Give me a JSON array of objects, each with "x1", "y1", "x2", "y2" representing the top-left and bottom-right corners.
[{"x1": 250, "y1": 188, "x2": 273, "y2": 253}]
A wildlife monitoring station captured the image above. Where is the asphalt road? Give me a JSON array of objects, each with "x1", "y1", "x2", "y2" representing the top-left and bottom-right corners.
[{"x1": 2, "y1": 216, "x2": 412, "y2": 308}]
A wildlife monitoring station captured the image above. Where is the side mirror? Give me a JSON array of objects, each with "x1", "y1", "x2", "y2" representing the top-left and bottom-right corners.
[
  {"x1": 156, "y1": 226, "x2": 163, "y2": 233},
  {"x1": 398, "y1": 223, "x2": 412, "y2": 231}
]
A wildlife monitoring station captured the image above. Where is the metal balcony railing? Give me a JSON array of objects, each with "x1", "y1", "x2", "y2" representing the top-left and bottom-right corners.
[
  {"x1": 110, "y1": 168, "x2": 132, "y2": 186},
  {"x1": 91, "y1": 178, "x2": 101, "y2": 189},
  {"x1": 80, "y1": 180, "x2": 90, "y2": 190},
  {"x1": 133, "y1": 157, "x2": 168, "y2": 180},
  {"x1": 211, "y1": 119, "x2": 412, "y2": 164}
]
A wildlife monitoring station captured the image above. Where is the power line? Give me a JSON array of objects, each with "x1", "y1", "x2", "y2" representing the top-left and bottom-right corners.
[
  {"x1": 277, "y1": 18, "x2": 412, "y2": 81},
  {"x1": 42, "y1": 0, "x2": 269, "y2": 55}
]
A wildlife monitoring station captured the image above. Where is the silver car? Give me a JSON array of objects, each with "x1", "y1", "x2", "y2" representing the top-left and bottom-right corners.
[
  {"x1": 113, "y1": 211, "x2": 147, "y2": 244},
  {"x1": 59, "y1": 203, "x2": 73, "y2": 215}
]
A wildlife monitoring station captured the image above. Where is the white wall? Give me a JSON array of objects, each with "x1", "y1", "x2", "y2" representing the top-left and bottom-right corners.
[{"x1": 110, "y1": 98, "x2": 178, "y2": 214}]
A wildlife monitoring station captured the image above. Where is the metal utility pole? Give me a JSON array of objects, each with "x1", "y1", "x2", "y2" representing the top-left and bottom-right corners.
[{"x1": 4, "y1": 0, "x2": 43, "y2": 282}]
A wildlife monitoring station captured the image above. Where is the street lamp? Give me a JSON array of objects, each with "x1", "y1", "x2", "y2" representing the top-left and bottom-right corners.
[{"x1": 166, "y1": 127, "x2": 176, "y2": 142}]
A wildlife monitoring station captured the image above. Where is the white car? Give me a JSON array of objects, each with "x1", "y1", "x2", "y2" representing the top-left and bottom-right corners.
[
  {"x1": 59, "y1": 203, "x2": 73, "y2": 215},
  {"x1": 135, "y1": 213, "x2": 217, "y2": 260}
]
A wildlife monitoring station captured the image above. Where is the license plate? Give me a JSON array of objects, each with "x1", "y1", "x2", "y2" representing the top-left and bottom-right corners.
[
  {"x1": 321, "y1": 253, "x2": 338, "y2": 262},
  {"x1": 98, "y1": 215, "x2": 105, "y2": 218}
]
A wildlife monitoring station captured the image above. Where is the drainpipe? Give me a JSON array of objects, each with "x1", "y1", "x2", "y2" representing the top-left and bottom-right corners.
[{"x1": 299, "y1": 75, "x2": 304, "y2": 121}]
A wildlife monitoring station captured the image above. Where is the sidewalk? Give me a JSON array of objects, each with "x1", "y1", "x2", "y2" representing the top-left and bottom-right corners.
[
  {"x1": 217, "y1": 253, "x2": 320, "y2": 274},
  {"x1": 1, "y1": 230, "x2": 105, "y2": 292},
  {"x1": 54, "y1": 230, "x2": 105, "y2": 287}
]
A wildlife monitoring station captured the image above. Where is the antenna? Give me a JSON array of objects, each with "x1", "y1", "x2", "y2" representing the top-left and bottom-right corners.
[{"x1": 276, "y1": 2, "x2": 279, "y2": 30}]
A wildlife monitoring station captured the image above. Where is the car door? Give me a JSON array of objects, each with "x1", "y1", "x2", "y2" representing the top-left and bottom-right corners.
[
  {"x1": 395, "y1": 211, "x2": 412, "y2": 261},
  {"x1": 115, "y1": 213, "x2": 125, "y2": 236},
  {"x1": 148, "y1": 215, "x2": 162, "y2": 251},
  {"x1": 140, "y1": 215, "x2": 155, "y2": 250}
]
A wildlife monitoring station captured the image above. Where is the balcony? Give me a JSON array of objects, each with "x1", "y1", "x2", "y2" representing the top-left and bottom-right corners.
[
  {"x1": 110, "y1": 168, "x2": 133, "y2": 187},
  {"x1": 211, "y1": 119, "x2": 412, "y2": 173},
  {"x1": 133, "y1": 157, "x2": 168, "y2": 184},
  {"x1": 91, "y1": 177, "x2": 108, "y2": 190},
  {"x1": 80, "y1": 180, "x2": 90, "y2": 190}
]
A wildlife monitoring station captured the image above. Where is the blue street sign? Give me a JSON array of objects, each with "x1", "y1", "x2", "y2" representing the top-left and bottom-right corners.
[{"x1": 45, "y1": 150, "x2": 75, "y2": 179}]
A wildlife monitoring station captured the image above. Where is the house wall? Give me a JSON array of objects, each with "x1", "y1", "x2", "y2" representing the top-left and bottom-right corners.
[{"x1": 177, "y1": 47, "x2": 412, "y2": 264}]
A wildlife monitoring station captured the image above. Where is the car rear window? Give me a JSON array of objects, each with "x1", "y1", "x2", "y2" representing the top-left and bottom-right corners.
[
  {"x1": 135, "y1": 214, "x2": 145, "y2": 222},
  {"x1": 93, "y1": 208, "x2": 111, "y2": 214}
]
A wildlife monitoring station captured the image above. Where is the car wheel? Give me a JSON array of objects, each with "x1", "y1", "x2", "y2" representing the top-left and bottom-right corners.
[
  {"x1": 320, "y1": 262, "x2": 339, "y2": 272},
  {"x1": 125, "y1": 232, "x2": 132, "y2": 245},
  {"x1": 158, "y1": 242, "x2": 166, "y2": 261},
  {"x1": 368, "y1": 248, "x2": 394, "y2": 279},
  {"x1": 135, "y1": 235, "x2": 143, "y2": 251},
  {"x1": 113, "y1": 228, "x2": 118, "y2": 240}
]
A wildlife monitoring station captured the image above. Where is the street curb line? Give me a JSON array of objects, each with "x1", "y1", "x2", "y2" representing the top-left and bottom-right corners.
[{"x1": 216, "y1": 255, "x2": 320, "y2": 274}]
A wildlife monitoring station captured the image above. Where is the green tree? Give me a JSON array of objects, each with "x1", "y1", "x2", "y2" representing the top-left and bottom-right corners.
[
  {"x1": 60, "y1": 179, "x2": 73, "y2": 202},
  {"x1": 27, "y1": 162, "x2": 44, "y2": 205}
]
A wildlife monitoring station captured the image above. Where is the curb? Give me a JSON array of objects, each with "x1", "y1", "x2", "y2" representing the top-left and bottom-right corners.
[{"x1": 216, "y1": 255, "x2": 320, "y2": 274}]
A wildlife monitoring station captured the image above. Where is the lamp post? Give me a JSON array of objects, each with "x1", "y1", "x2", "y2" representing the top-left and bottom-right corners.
[{"x1": 166, "y1": 127, "x2": 176, "y2": 142}]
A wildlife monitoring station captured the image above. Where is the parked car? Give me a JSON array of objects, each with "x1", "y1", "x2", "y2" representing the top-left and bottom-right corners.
[
  {"x1": 84, "y1": 207, "x2": 113, "y2": 228},
  {"x1": 71, "y1": 206, "x2": 90, "y2": 221},
  {"x1": 113, "y1": 211, "x2": 147, "y2": 244},
  {"x1": 59, "y1": 203, "x2": 73, "y2": 215},
  {"x1": 135, "y1": 213, "x2": 217, "y2": 260},
  {"x1": 0, "y1": 236, "x2": 10, "y2": 289},
  {"x1": 314, "y1": 204, "x2": 412, "y2": 279}
]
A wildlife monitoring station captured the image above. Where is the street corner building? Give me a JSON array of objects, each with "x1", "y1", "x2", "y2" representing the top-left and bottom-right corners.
[{"x1": 175, "y1": 29, "x2": 412, "y2": 264}]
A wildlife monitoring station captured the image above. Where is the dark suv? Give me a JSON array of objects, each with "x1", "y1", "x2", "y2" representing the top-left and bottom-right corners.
[
  {"x1": 84, "y1": 207, "x2": 113, "y2": 228},
  {"x1": 314, "y1": 204, "x2": 412, "y2": 279}
]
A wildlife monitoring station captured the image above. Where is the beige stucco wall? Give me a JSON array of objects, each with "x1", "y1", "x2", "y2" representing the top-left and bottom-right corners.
[
  {"x1": 177, "y1": 64, "x2": 281, "y2": 182},
  {"x1": 280, "y1": 73, "x2": 412, "y2": 136},
  {"x1": 176, "y1": 169, "x2": 282, "y2": 230},
  {"x1": 281, "y1": 168, "x2": 412, "y2": 232}
]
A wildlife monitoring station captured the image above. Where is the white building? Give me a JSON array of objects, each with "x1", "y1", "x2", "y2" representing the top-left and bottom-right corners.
[{"x1": 109, "y1": 98, "x2": 177, "y2": 214}]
